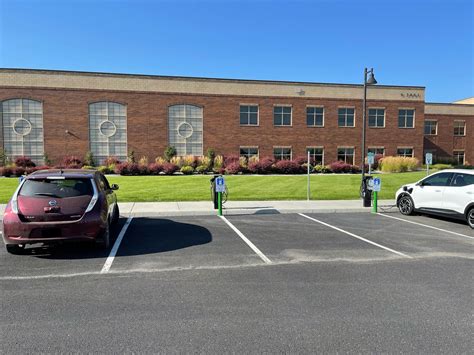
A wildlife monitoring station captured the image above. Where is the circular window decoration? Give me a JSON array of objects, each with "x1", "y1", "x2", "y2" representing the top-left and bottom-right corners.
[
  {"x1": 177, "y1": 122, "x2": 194, "y2": 139},
  {"x1": 99, "y1": 120, "x2": 117, "y2": 138},
  {"x1": 12, "y1": 118, "x2": 33, "y2": 136}
]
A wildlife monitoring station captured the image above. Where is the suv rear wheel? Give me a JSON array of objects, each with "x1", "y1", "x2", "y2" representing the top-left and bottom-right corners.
[
  {"x1": 96, "y1": 223, "x2": 110, "y2": 250},
  {"x1": 467, "y1": 208, "x2": 474, "y2": 229},
  {"x1": 397, "y1": 194, "x2": 415, "y2": 215}
]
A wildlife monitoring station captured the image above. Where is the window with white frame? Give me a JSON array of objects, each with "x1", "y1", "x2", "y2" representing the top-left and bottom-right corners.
[
  {"x1": 240, "y1": 105, "x2": 258, "y2": 125},
  {"x1": 306, "y1": 147, "x2": 324, "y2": 165},
  {"x1": 454, "y1": 121, "x2": 465, "y2": 136},
  {"x1": 368, "y1": 108, "x2": 385, "y2": 127},
  {"x1": 89, "y1": 102, "x2": 127, "y2": 164},
  {"x1": 337, "y1": 147, "x2": 354, "y2": 164},
  {"x1": 338, "y1": 108, "x2": 355, "y2": 127},
  {"x1": 453, "y1": 150, "x2": 465, "y2": 165},
  {"x1": 240, "y1": 147, "x2": 258, "y2": 159},
  {"x1": 397, "y1": 147, "x2": 414, "y2": 157},
  {"x1": 368, "y1": 147, "x2": 385, "y2": 156},
  {"x1": 168, "y1": 104, "x2": 203, "y2": 156},
  {"x1": 273, "y1": 147, "x2": 292, "y2": 160},
  {"x1": 424, "y1": 120, "x2": 437, "y2": 135},
  {"x1": 1, "y1": 99, "x2": 44, "y2": 164},
  {"x1": 306, "y1": 107, "x2": 324, "y2": 127},
  {"x1": 398, "y1": 109, "x2": 415, "y2": 128},
  {"x1": 273, "y1": 106, "x2": 292, "y2": 126}
]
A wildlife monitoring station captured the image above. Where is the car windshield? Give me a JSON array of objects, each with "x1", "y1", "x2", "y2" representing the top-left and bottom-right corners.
[{"x1": 19, "y1": 178, "x2": 93, "y2": 198}]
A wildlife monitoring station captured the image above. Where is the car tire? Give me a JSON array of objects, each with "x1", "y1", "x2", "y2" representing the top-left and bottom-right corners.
[
  {"x1": 96, "y1": 223, "x2": 110, "y2": 250},
  {"x1": 397, "y1": 194, "x2": 415, "y2": 216},
  {"x1": 467, "y1": 207, "x2": 474, "y2": 229},
  {"x1": 112, "y1": 204, "x2": 119, "y2": 225},
  {"x1": 6, "y1": 244, "x2": 25, "y2": 255}
]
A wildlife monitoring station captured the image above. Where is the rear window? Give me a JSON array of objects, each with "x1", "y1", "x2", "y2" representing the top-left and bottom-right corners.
[{"x1": 19, "y1": 178, "x2": 94, "y2": 198}]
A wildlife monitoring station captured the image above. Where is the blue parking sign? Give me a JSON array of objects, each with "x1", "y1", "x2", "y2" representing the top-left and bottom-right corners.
[
  {"x1": 373, "y1": 177, "x2": 381, "y2": 192},
  {"x1": 215, "y1": 176, "x2": 226, "y2": 193}
]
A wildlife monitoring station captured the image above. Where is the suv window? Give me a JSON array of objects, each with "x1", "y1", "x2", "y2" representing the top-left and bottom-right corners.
[
  {"x1": 97, "y1": 174, "x2": 111, "y2": 191},
  {"x1": 451, "y1": 173, "x2": 474, "y2": 187},
  {"x1": 19, "y1": 178, "x2": 93, "y2": 198},
  {"x1": 421, "y1": 173, "x2": 453, "y2": 187}
]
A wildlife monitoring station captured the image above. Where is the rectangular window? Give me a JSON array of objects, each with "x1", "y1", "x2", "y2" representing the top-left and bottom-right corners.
[
  {"x1": 338, "y1": 108, "x2": 355, "y2": 127},
  {"x1": 397, "y1": 148, "x2": 414, "y2": 157},
  {"x1": 273, "y1": 147, "x2": 292, "y2": 160},
  {"x1": 273, "y1": 106, "x2": 292, "y2": 126},
  {"x1": 454, "y1": 121, "x2": 466, "y2": 136},
  {"x1": 398, "y1": 109, "x2": 415, "y2": 128},
  {"x1": 453, "y1": 150, "x2": 465, "y2": 165},
  {"x1": 424, "y1": 120, "x2": 437, "y2": 135},
  {"x1": 368, "y1": 147, "x2": 385, "y2": 156},
  {"x1": 368, "y1": 108, "x2": 385, "y2": 127},
  {"x1": 240, "y1": 105, "x2": 259, "y2": 126},
  {"x1": 306, "y1": 147, "x2": 324, "y2": 165},
  {"x1": 306, "y1": 107, "x2": 324, "y2": 127},
  {"x1": 239, "y1": 147, "x2": 259, "y2": 159},
  {"x1": 337, "y1": 147, "x2": 355, "y2": 164}
]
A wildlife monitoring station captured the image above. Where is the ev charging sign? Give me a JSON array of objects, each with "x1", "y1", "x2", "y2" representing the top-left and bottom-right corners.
[
  {"x1": 372, "y1": 177, "x2": 381, "y2": 192},
  {"x1": 215, "y1": 176, "x2": 226, "y2": 193},
  {"x1": 425, "y1": 153, "x2": 433, "y2": 165}
]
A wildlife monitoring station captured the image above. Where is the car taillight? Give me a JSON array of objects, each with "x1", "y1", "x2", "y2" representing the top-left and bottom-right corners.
[
  {"x1": 85, "y1": 179, "x2": 99, "y2": 213},
  {"x1": 11, "y1": 198, "x2": 19, "y2": 214}
]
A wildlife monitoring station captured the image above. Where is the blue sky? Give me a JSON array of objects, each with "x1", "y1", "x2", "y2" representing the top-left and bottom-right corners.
[{"x1": 0, "y1": 0, "x2": 472, "y2": 102}]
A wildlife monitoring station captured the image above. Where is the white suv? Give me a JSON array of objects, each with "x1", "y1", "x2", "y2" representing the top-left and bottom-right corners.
[{"x1": 396, "y1": 169, "x2": 474, "y2": 229}]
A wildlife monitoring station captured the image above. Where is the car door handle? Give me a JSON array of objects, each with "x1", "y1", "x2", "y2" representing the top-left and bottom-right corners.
[
  {"x1": 435, "y1": 190, "x2": 442, "y2": 192},
  {"x1": 467, "y1": 191, "x2": 474, "y2": 195}
]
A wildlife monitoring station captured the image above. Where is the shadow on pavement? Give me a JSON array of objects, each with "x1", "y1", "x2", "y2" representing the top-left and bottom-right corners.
[{"x1": 18, "y1": 217, "x2": 212, "y2": 259}]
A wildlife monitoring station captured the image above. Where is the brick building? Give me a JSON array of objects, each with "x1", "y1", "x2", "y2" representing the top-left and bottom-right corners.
[{"x1": 0, "y1": 68, "x2": 472, "y2": 166}]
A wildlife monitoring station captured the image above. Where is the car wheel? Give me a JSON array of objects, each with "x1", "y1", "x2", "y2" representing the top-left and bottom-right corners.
[
  {"x1": 397, "y1": 194, "x2": 415, "y2": 215},
  {"x1": 467, "y1": 208, "x2": 474, "y2": 229},
  {"x1": 6, "y1": 244, "x2": 25, "y2": 255},
  {"x1": 112, "y1": 204, "x2": 119, "y2": 225},
  {"x1": 96, "y1": 223, "x2": 110, "y2": 250}
]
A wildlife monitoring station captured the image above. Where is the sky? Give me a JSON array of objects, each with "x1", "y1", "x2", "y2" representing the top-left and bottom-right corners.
[{"x1": 0, "y1": 0, "x2": 472, "y2": 102}]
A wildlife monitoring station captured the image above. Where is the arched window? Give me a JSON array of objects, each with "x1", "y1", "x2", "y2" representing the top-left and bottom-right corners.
[
  {"x1": 168, "y1": 104, "x2": 203, "y2": 156},
  {"x1": 89, "y1": 102, "x2": 127, "y2": 164},
  {"x1": 1, "y1": 99, "x2": 44, "y2": 163}
]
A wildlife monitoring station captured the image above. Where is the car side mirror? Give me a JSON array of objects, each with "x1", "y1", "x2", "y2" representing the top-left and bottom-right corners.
[
  {"x1": 416, "y1": 181, "x2": 424, "y2": 187},
  {"x1": 111, "y1": 184, "x2": 119, "y2": 191}
]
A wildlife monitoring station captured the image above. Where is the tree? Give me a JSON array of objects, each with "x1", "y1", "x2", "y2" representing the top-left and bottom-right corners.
[
  {"x1": 84, "y1": 151, "x2": 96, "y2": 166},
  {"x1": 164, "y1": 146, "x2": 177, "y2": 162}
]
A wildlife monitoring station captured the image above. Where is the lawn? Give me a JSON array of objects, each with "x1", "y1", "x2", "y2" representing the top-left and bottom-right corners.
[{"x1": 0, "y1": 171, "x2": 428, "y2": 203}]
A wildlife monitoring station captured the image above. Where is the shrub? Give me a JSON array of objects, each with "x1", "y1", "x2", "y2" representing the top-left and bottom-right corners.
[
  {"x1": 197, "y1": 156, "x2": 212, "y2": 170},
  {"x1": 82, "y1": 165, "x2": 95, "y2": 170},
  {"x1": 225, "y1": 162, "x2": 241, "y2": 174},
  {"x1": 213, "y1": 155, "x2": 224, "y2": 172},
  {"x1": 43, "y1": 153, "x2": 52, "y2": 166},
  {"x1": 329, "y1": 161, "x2": 359, "y2": 174},
  {"x1": 0, "y1": 149, "x2": 7, "y2": 167},
  {"x1": 180, "y1": 166, "x2": 194, "y2": 175},
  {"x1": 430, "y1": 163, "x2": 452, "y2": 170},
  {"x1": 293, "y1": 156, "x2": 308, "y2": 165},
  {"x1": 148, "y1": 163, "x2": 164, "y2": 175},
  {"x1": 63, "y1": 156, "x2": 83, "y2": 168},
  {"x1": 138, "y1": 164, "x2": 149, "y2": 175},
  {"x1": 206, "y1": 148, "x2": 216, "y2": 162},
  {"x1": 313, "y1": 164, "x2": 331, "y2": 174},
  {"x1": 138, "y1": 156, "x2": 149, "y2": 166},
  {"x1": 248, "y1": 155, "x2": 259, "y2": 165},
  {"x1": 239, "y1": 156, "x2": 248, "y2": 169},
  {"x1": 12, "y1": 166, "x2": 26, "y2": 176},
  {"x1": 224, "y1": 154, "x2": 240, "y2": 167},
  {"x1": 435, "y1": 156, "x2": 457, "y2": 165},
  {"x1": 195, "y1": 165, "x2": 208, "y2": 174},
  {"x1": 0, "y1": 166, "x2": 13, "y2": 177},
  {"x1": 104, "y1": 156, "x2": 121, "y2": 166},
  {"x1": 115, "y1": 162, "x2": 140, "y2": 175},
  {"x1": 15, "y1": 156, "x2": 35, "y2": 168},
  {"x1": 170, "y1": 156, "x2": 183, "y2": 167},
  {"x1": 379, "y1": 156, "x2": 420, "y2": 173},
  {"x1": 162, "y1": 162, "x2": 179, "y2": 175},
  {"x1": 164, "y1": 146, "x2": 177, "y2": 161},
  {"x1": 274, "y1": 160, "x2": 303, "y2": 174},
  {"x1": 248, "y1": 157, "x2": 274, "y2": 174},
  {"x1": 84, "y1": 151, "x2": 95, "y2": 167},
  {"x1": 182, "y1": 155, "x2": 197, "y2": 168},
  {"x1": 97, "y1": 165, "x2": 113, "y2": 174}
]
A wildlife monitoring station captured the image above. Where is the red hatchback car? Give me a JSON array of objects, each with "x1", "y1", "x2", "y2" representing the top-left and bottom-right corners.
[{"x1": 2, "y1": 169, "x2": 119, "y2": 254}]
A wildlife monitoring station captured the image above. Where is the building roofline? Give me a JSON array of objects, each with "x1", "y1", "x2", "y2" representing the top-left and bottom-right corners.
[
  {"x1": 0, "y1": 67, "x2": 426, "y2": 90},
  {"x1": 426, "y1": 102, "x2": 474, "y2": 107}
]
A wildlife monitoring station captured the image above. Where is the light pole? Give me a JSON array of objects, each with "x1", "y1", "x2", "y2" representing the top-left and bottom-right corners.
[{"x1": 361, "y1": 67, "x2": 377, "y2": 206}]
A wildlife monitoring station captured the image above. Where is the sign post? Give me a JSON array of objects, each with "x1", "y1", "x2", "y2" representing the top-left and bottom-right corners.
[
  {"x1": 367, "y1": 152, "x2": 375, "y2": 176},
  {"x1": 425, "y1": 153, "x2": 433, "y2": 176},
  {"x1": 307, "y1": 150, "x2": 310, "y2": 201},
  {"x1": 371, "y1": 177, "x2": 381, "y2": 213},
  {"x1": 215, "y1": 176, "x2": 226, "y2": 216}
]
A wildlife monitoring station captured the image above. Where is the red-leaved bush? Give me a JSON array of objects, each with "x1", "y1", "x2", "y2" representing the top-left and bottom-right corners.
[
  {"x1": 0, "y1": 167, "x2": 13, "y2": 177},
  {"x1": 115, "y1": 162, "x2": 140, "y2": 175},
  {"x1": 63, "y1": 156, "x2": 83, "y2": 168},
  {"x1": 162, "y1": 162, "x2": 179, "y2": 175},
  {"x1": 148, "y1": 163, "x2": 164, "y2": 175},
  {"x1": 274, "y1": 160, "x2": 303, "y2": 174},
  {"x1": 103, "y1": 156, "x2": 121, "y2": 166},
  {"x1": 224, "y1": 154, "x2": 240, "y2": 167},
  {"x1": 329, "y1": 161, "x2": 360, "y2": 173},
  {"x1": 12, "y1": 167, "x2": 26, "y2": 176},
  {"x1": 225, "y1": 162, "x2": 241, "y2": 174},
  {"x1": 248, "y1": 157, "x2": 274, "y2": 174},
  {"x1": 14, "y1": 156, "x2": 35, "y2": 168}
]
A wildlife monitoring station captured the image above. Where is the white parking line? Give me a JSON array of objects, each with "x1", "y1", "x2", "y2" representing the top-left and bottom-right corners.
[
  {"x1": 298, "y1": 213, "x2": 412, "y2": 259},
  {"x1": 377, "y1": 213, "x2": 474, "y2": 240},
  {"x1": 101, "y1": 217, "x2": 133, "y2": 273},
  {"x1": 219, "y1": 215, "x2": 272, "y2": 264}
]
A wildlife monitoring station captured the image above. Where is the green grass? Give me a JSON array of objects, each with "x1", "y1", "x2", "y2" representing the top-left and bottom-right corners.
[{"x1": 0, "y1": 171, "x2": 428, "y2": 203}]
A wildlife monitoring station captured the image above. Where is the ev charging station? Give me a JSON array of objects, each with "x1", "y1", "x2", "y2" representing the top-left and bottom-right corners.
[{"x1": 210, "y1": 175, "x2": 226, "y2": 216}]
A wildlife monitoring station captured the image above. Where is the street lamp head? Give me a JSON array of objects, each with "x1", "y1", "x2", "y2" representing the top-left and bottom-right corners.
[{"x1": 366, "y1": 72, "x2": 377, "y2": 85}]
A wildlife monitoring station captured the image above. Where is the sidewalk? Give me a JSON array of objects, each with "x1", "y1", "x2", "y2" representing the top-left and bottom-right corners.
[{"x1": 0, "y1": 200, "x2": 396, "y2": 218}]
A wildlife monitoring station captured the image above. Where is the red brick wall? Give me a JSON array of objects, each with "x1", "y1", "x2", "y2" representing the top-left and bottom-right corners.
[
  {"x1": 424, "y1": 114, "x2": 474, "y2": 165},
  {"x1": 0, "y1": 87, "x2": 426, "y2": 165}
]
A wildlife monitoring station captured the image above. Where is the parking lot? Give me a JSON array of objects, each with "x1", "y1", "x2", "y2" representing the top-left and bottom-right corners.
[{"x1": 1, "y1": 210, "x2": 473, "y2": 353}]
